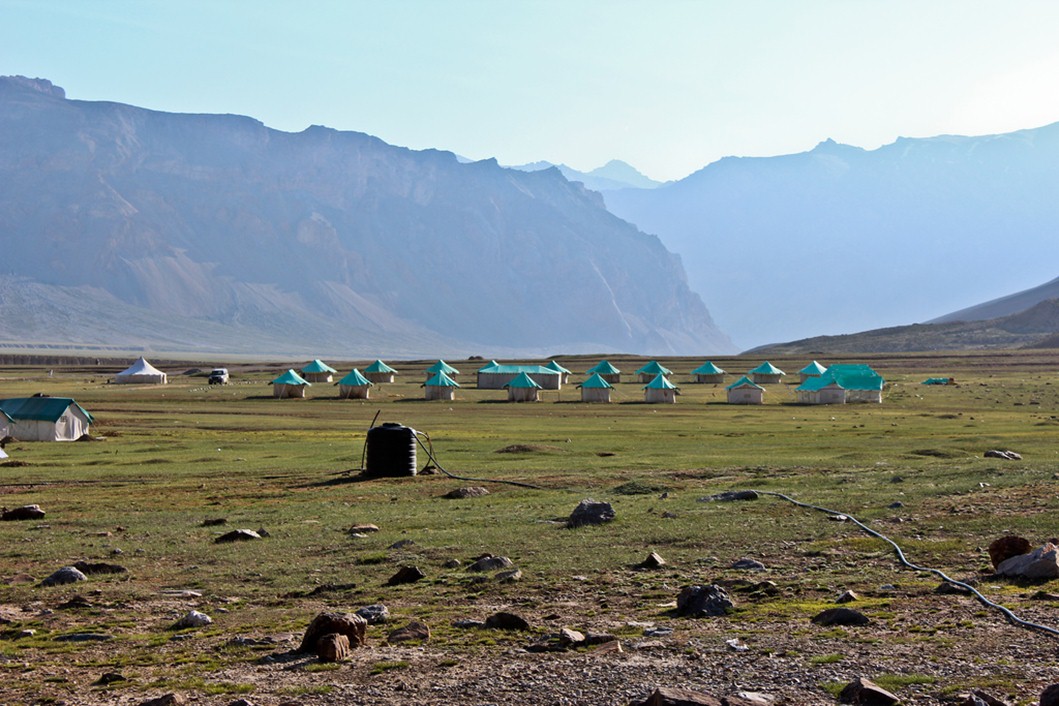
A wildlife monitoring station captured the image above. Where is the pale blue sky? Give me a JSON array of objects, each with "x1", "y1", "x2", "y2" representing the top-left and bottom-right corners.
[{"x1": 4, "y1": 0, "x2": 1059, "y2": 180}]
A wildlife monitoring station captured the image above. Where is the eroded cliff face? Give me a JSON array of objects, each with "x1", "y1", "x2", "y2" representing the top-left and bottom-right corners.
[{"x1": 0, "y1": 76, "x2": 731, "y2": 356}]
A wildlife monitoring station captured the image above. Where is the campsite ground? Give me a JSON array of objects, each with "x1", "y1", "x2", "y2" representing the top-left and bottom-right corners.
[{"x1": 1, "y1": 351, "x2": 1058, "y2": 706}]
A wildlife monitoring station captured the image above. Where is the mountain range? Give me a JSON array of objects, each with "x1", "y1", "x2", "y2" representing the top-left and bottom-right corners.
[
  {"x1": 0, "y1": 76, "x2": 730, "y2": 358},
  {"x1": 507, "y1": 160, "x2": 662, "y2": 192},
  {"x1": 604, "y1": 127, "x2": 1059, "y2": 349}
]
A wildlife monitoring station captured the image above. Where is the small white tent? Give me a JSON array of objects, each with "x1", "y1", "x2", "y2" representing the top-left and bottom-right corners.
[{"x1": 115, "y1": 357, "x2": 168, "y2": 385}]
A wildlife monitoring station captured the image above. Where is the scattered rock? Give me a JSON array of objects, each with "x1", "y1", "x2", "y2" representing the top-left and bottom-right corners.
[
  {"x1": 811, "y1": 607, "x2": 870, "y2": 627},
  {"x1": 888, "y1": 501, "x2": 904, "y2": 509},
  {"x1": 699, "y1": 490, "x2": 759, "y2": 502},
  {"x1": 725, "y1": 637, "x2": 749, "y2": 652},
  {"x1": 496, "y1": 569, "x2": 523, "y2": 583},
  {"x1": 988, "y1": 536, "x2": 1031, "y2": 568},
  {"x1": 139, "y1": 695, "x2": 185, "y2": 706},
  {"x1": 591, "y1": 639, "x2": 623, "y2": 654},
  {"x1": 172, "y1": 610, "x2": 212, "y2": 629},
  {"x1": 386, "y1": 565, "x2": 426, "y2": 585},
  {"x1": 93, "y1": 672, "x2": 127, "y2": 685},
  {"x1": 730, "y1": 558, "x2": 766, "y2": 571},
  {"x1": 443, "y1": 486, "x2": 489, "y2": 499},
  {"x1": 73, "y1": 560, "x2": 127, "y2": 575},
  {"x1": 644, "y1": 626, "x2": 674, "y2": 637},
  {"x1": 298, "y1": 612, "x2": 367, "y2": 653},
  {"x1": 41, "y1": 566, "x2": 87, "y2": 587},
  {"x1": 348, "y1": 523, "x2": 379, "y2": 533},
  {"x1": 959, "y1": 690, "x2": 1010, "y2": 706},
  {"x1": 631, "y1": 685, "x2": 762, "y2": 706},
  {"x1": 467, "y1": 554, "x2": 514, "y2": 572},
  {"x1": 443, "y1": 558, "x2": 461, "y2": 568},
  {"x1": 453, "y1": 618, "x2": 485, "y2": 629},
  {"x1": 559, "y1": 627, "x2": 586, "y2": 646},
  {"x1": 483, "y1": 611, "x2": 530, "y2": 630},
  {"x1": 16, "y1": 629, "x2": 35, "y2": 638},
  {"x1": 355, "y1": 604, "x2": 390, "y2": 624},
  {"x1": 214, "y1": 529, "x2": 261, "y2": 543},
  {"x1": 996, "y1": 543, "x2": 1059, "y2": 579},
  {"x1": 984, "y1": 449, "x2": 1021, "y2": 460},
  {"x1": 1041, "y1": 684, "x2": 1059, "y2": 706},
  {"x1": 638, "y1": 552, "x2": 667, "y2": 569},
  {"x1": 201, "y1": 518, "x2": 227, "y2": 527},
  {"x1": 255, "y1": 527, "x2": 270, "y2": 538},
  {"x1": 1, "y1": 504, "x2": 45, "y2": 521},
  {"x1": 316, "y1": 632, "x2": 350, "y2": 662},
  {"x1": 227, "y1": 700, "x2": 256, "y2": 706},
  {"x1": 836, "y1": 590, "x2": 859, "y2": 603},
  {"x1": 676, "y1": 584, "x2": 734, "y2": 617},
  {"x1": 838, "y1": 677, "x2": 899, "y2": 705},
  {"x1": 936, "y1": 582, "x2": 973, "y2": 595},
  {"x1": 383, "y1": 620, "x2": 429, "y2": 645},
  {"x1": 1031, "y1": 590, "x2": 1059, "y2": 601},
  {"x1": 567, "y1": 499, "x2": 615, "y2": 528},
  {"x1": 388, "y1": 539, "x2": 416, "y2": 550},
  {"x1": 58, "y1": 595, "x2": 93, "y2": 609}
]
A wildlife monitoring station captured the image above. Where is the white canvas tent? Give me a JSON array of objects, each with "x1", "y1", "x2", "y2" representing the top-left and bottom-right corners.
[
  {"x1": 0, "y1": 398, "x2": 94, "y2": 441},
  {"x1": 115, "y1": 357, "x2": 168, "y2": 385}
]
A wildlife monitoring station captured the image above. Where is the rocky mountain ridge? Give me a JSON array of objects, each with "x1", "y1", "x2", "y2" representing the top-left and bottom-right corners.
[{"x1": 0, "y1": 76, "x2": 731, "y2": 357}]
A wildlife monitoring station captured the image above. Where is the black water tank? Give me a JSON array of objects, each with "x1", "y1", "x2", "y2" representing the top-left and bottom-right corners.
[{"x1": 365, "y1": 423, "x2": 417, "y2": 476}]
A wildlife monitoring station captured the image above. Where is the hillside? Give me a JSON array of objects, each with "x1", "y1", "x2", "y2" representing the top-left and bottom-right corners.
[
  {"x1": 508, "y1": 159, "x2": 662, "y2": 192},
  {"x1": 0, "y1": 76, "x2": 730, "y2": 357},
  {"x1": 604, "y1": 127, "x2": 1059, "y2": 349},
  {"x1": 747, "y1": 298, "x2": 1059, "y2": 355}
]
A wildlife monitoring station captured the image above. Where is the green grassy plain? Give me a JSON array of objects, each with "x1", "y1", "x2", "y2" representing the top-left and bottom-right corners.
[{"x1": 1, "y1": 351, "x2": 1058, "y2": 704}]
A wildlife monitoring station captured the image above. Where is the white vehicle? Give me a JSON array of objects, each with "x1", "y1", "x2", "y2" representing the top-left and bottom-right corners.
[{"x1": 208, "y1": 368, "x2": 230, "y2": 385}]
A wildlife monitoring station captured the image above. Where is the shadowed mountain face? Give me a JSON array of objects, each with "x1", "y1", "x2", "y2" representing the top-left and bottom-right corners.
[
  {"x1": 605, "y1": 127, "x2": 1059, "y2": 349},
  {"x1": 0, "y1": 76, "x2": 731, "y2": 357}
]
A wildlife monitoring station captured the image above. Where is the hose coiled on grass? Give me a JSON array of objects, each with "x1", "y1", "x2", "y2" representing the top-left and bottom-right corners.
[{"x1": 747, "y1": 489, "x2": 1059, "y2": 638}]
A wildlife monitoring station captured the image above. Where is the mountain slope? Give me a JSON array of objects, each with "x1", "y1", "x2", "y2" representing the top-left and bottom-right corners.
[
  {"x1": 604, "y1": 127, "x2": 1059, "y2": 349},
  {"x1": 747, "y1": 298, "x2": 1059, "y2": 355},
  {"x1": 930, "y1": 275, "x2": 1059, "y2": 324},
  {"x1": 0, "y1": 76, "x2": 731, "y2": 357},
  {"x1": 508, "y1": 159, "x2": 662, "y2": 191}
]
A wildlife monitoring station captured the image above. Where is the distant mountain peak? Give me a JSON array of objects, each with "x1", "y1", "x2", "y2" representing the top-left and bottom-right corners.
[{"x1": 0, "y1": 75, "x2": 65, "y2": 98}]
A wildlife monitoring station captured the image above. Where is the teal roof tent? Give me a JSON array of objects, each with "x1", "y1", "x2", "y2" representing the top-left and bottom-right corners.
[
  {"x1": 301, "y1": 359, "x2": 338, "y2": 383},
  {"x1": 0, "y1": 397, "x2": 94, "y2": 441},
  {"x1": 643, "y1": 374, "x2": 678, "y2": 403},
  {"x1": 425, "y1": 360, "x2": 460, "y2": 379},
  {"x1": 635, "y1": 361, "x2": 673, "y2": 382},
  {"x1": 336, "y1": 369, "x2": 373, "y2": 399},
  {"x1": 798, "y1": 360, "x2": 828, "y2": 382},
  {"x1": 504, "y1": 371, "x2": 542, "y2": 402},
  {"x1": 545, "y1": 360, "x2": 572, "y2": 382},
  {"x1": 364, "y1": 359, "x2": 398, "y2": 383},
  {"x1": 577, "y1": 373, "x2": 613, "y2": 403},
  {"x1": 476, "y1": 363, "x2": 562, "y2": 390},
  {"x1": 726, "y1": 376, "x2": 764, "y2": 404},
  {"x1": 586, "y1": 360, "x2": 621, "y2": 384},
  {"x1": 691, "y1": 361, "x2": 726, "y2": 383},
  {"x1": 424, "y1": 371, "x2": 460, "y2": 400},
  {"x1": 270, "y1": 369, "x2": 311, "y2": 398},
  {"x1": 796, "y1": 364, "x2": 884, "y2": 404},
  {"x1": 748, "y1": 361, "x2": 785, "y2": 384}
]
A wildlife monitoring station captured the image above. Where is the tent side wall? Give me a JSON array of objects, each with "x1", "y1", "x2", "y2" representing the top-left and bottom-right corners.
[
  {"x1": 338, "y1": 385, "x2": 370, "y2": 399},
  {"x1": 365, "y1": 372, "x2": 395, "y2": 384},
  {"x1": 847, "y1": 389, "x2": 882, "y2": 403},
  {"x1": 644, "y1": 388, "x2": 677, "y2": 404},
  {"x1": 695, "y1": 373, "x2": 725, "y2": 384},
  {"x1": 425, "y1": 386, "x2": 456, "y2": 401},
  {"x1": 580, "y1": 388, "x2": 611, "y2": 403},
  {"x1": 751, "y1": 373, "x2": 783, "y2": 384},
  {"x1": 304, "y1": 372, "x2": 333, "y2": 383},
  {"x1": 273, "y1": 384, "x2": 307, "y2": 399},
  {"x1": 7, "y1": 407, "x2": 90, "y2": 441},
  {"x1": 116, "y1": 373, "x2": 168, "y2": 385},
  {"x1": 507, "y1": 387, "x2": 540, "y2": 402},
  {"x1": 728, "y1": 388, "x2": 763, "y2": 404}
]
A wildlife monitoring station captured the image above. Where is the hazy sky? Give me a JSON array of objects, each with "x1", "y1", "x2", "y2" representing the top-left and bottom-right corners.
[{"x1": 4, "y1": 1, "x2": 1059, "y2": 181}]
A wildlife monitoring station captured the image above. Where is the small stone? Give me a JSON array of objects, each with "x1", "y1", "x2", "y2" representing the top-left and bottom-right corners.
[
  {"x1": 453, "y1": 618, "x2": 485, "y2": 629},
  {"x1": 227, "y1": 700, "x2": 256, "y2": 706},
  {"x1": 829, "y1": 514, "x2": 849, "y2": 522},
  {"x1": 255, "y1": 527, "x2": 270, "y2": 538},
  {"x1": 590, "y1": 639, "x2": 622, "y2": 654},
  {"x1": 443, "y1": 558, "x2": 462, "y2": 568},
  {"x1": 139, "y1": 695, "x2": 186, "y2": 706},
  {"x1": 387, "y1": 621, "x2": 430, "y2": 644},
  {"x1": 725, "y1": 637, "x2": 749, "y2": 652},
  {"x1": 558, "y1": 627, "x2": 586, "y2": 647},
  {"x1": 936, "y1": 582, "x2": 973, "y2": 595},
  {"x1": 631, "y1": 686, "x2": 725, "y2": 706},
  {"x1": 887, "y1": 501, "x2": 904, "y2": 509},
  {"x1": 1031, "y1": 590, "x2": 1059, "y2": 601},
  {"x1": 316, "y1": 632, "x2": 350, "y2": 662},
  {"x1": 388, "y1": 539, "x2": 416, "y2": 549},
  {"x1": 984, "y1": 449, "x2": 1021, "y2": 460},
  {"x1": 355, "y1": 604, "x2": 390, "y2": 624},
  {"x1": 386, "y1": 565, "x2": 425, "y2": 585},
  {"x1": 676, "y1": 584, "x2": 734, "y2": 617},
  {"x1": 349, "y1": 523, "x2": 380, "y2": 533},
  {"x1": 41, "y1": 566, "x2": 87, "y2": 587},
  {"x1": 93, "y1": 672, "x2": 127, "y2": 685},
  {"x1": 172, "y1": 610, "x2": 212, "y2": 629},
  {"x1": 838, "y1": 677, "x2": 899, "y2": 705},
  {"x1": 1, "y1": 504, "x2": 46, "y2": 521},
  {"x1": 496, "y1": 569, "x2": 522, "y2": 583},
  {"x1": 214, "y1": 529, "x2": 261, "y2": 543},
  {"x1": 638, "y1": 552, "x2": 667, "y2": 569},
  {"x1": 443, "y1": 486, "x2": 489, "y2": 499},
  {"x1": 644, "y1": 626, "x2": 674, "y2": 637},
  {"x1": 16, "y1": 629, "x2": 35, "y2": 638},
  {"x1": 467, "y1": 555, "x2": 514, "y2": 571},
  {"x1": 811, "y1": 607, "x2": 870, "y2": 626},
  {"x1": 201, "y1": 518, "x2": 227, "y2": 527},
  {"x1": 836, "y1": 590, "x2": 859, "y2": 603},
  {"x1": 961, "y1": 690, "x2": 1010, "y2": 706},
  {"x1": 699, "y1": 490, "x2": 759, "y2": 502},
  {"x1": 567, "y1": 499, "x2": 615, "y2": 527},
  {"x1": 730, "y1": 558, "x2": 766, "y2": 571},
  {"x1": 58, "y1": 595, "x2": 93, "y2": 610},
  {"x1": 483, "y1": 611, "x2": 530, "y2": 630}
]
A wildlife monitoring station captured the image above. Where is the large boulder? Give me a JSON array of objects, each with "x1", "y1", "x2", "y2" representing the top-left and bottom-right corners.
[
  {"x1": 838, "y1": 677, "x2": 899, "y2": 705},
  {"x1": 567, "y1": 499, "x2": 615, "y2": 528},
  {"x1": 1, "y1": 504, "x2": 46, "y2": 521},
  {"x1": 988, "y1": 536, "x2": 1031, "y2": 569},
  {"x1": 995, "y1": 543, "x2": 1059, "y2": 579},
  {"x1": 676, "y1": 584, "x2": 734, "y2": 617},
  {"x1": 298, "y1": 612, "x2": 367, "y2": 653}
]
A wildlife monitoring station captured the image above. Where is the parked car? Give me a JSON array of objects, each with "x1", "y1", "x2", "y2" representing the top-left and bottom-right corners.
[{"x1": 208, "y1": 368, "x2": 230, "y2": 385}]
